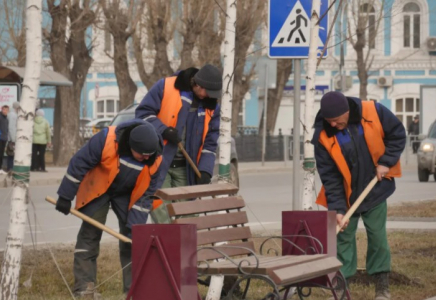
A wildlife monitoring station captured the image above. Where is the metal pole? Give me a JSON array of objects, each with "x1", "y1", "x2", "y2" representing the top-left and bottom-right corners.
[
  {"x1": 293, "y1": 59, "x2": 301, "y2": 211},
  {"x1": 262, "y1": 64, "x2": 269, "y2": 166}
]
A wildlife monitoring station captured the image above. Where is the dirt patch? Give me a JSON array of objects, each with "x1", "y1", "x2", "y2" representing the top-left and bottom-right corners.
[
  {"x1": 388, "y1": 200, "x2": 436, "y2": 218},
  {"x1": 348, "y1": 270, "x2": 423, "y2": 287}
]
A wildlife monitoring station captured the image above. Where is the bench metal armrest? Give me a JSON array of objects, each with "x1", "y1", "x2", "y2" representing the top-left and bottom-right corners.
[
  {"x1": 197, "y1": 245, "x2": 259, "y2": 276},
  {"x1": 251, "y1": 235, "x2": 324, "y2": 255}
]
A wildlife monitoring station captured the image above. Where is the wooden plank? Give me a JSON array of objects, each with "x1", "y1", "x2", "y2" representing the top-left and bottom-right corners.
[
  {"x1": 270, "y1": 256, "x2": 342, "y2": 285},
  {"x1": 155, "y1": 183, "x2": 239, "y2": 201},
  {"x1": 173, "y1": 211, "x2": 249, "y2": 230},
  {"x1": 198, "y1": 254, "x2": 328, "y2": 275},
  {"x1": 197, "y1": 227, "x2": 252, "y2": 246},
  {"x1": 197, "y1": 241, "x2": 255, "y2": 262},
  {"x1": 167, "y1": 196, "x2": 245, "y2": 217}
]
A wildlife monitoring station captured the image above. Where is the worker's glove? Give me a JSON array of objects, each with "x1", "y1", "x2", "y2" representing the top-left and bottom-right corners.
[
  {"x1": 56, "y1": 197, "x2": 72, "y2": 215},
  {"x1": 196, "y1": 171, "x2": 211, "y2": 185},
  {"x1": 162, "y1": 127, "x2": 181, "y2": 145}
]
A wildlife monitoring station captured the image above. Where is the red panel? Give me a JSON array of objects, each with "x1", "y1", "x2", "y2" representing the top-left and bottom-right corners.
[
  {"x1": 282, "y1": 211, "x2": 337, "y2": 286},
  {"x1": 129, "y1": 224, "x2": 198, "y2": 300}
]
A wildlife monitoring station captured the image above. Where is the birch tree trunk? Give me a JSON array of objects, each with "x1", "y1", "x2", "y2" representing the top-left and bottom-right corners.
[
  {"x1": 207, "y1": 1, "x2": 236, "y2": 299},
  {"x1": 301, "y1": 0, "x2": 321, "y2": 210},
  {"x1": 217, "y1": 0, "x2": 236, "y2": 185},
  {"x1": 0, "y1": 1, "x2": 42, "y2": 299}
]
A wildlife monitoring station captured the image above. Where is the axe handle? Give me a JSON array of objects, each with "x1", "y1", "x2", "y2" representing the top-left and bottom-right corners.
[
  {"x1": 178, "y1": 142, "x2": 202, "y2": 178},
  {"x1": 336, "y1": 176, "x2": 378, "y2": 235},
  {"x1": 46, "y1": 196, "x2": 132, "y2": 243}
]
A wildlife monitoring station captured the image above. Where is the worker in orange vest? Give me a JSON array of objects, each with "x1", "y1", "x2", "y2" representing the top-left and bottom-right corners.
[
  {"x1": 312, "y1": 91, "x2": 406, "y2": 300},
  {"x1": 135, "y1": 64, "x2": 222, "y2": 190},
  {"x1": 55, "y1": 120, "x2": 163, "y2": 297}
]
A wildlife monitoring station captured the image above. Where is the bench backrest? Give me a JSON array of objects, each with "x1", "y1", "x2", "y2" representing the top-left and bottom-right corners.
[{"x1": 155, "y1": 183, "x2": 254, "y2": 261}]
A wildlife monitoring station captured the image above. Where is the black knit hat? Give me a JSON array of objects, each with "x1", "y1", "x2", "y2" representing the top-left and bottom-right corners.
[
  {"x1": 129, "y1": 123, "x2": 159, "y2": 155},
  {"x1": 320, "y1": 91, "x2": 349, "y2": 118},
  {"x1": 194, "y1": 64, "x2": 223, "y2": 99}
]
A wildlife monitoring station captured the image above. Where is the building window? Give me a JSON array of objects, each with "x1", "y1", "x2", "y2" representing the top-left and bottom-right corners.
[
  {"x1": 403, "y1": 2, "x2": 420, "y2": 48},
  {"x1": 96, "y1": 99, "x2": 119, "y2": 119},
  {"x1": 359, "y1": 3, "x2": 376, "y2": 49},
  {"x1": 395, "y1": 97, "x2": 419, "y2": 129}
]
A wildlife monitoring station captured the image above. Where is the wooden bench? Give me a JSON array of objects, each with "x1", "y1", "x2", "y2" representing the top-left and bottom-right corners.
[{"x1": 155, "y1": 183, "x2": 347, "y2": 299}]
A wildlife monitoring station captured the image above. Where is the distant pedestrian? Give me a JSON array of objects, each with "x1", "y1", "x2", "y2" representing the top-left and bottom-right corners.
[
  {"x1": 408, "y1": 115, "x2": 420, "y2": 153},
  {"x1": 7, "y1": 102, "x2": 20, "y2": 172},
  {"x1": 0, "y1": 105, "x2": 9, "y2": 174},
  {"x1": 31, "y1": 109, "x2": 51, "y2": 172}
]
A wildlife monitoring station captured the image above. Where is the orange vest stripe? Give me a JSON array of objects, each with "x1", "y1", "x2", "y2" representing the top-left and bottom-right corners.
[
  {"x1": 316, "y1": 101, "x2": 401, "y2": 208},
  {"x1": 76, "y1": 126, "x2": 162, "y2": 210},
  {"x1": 157, "y1": 76, "x2": 214, "y2": 164}
]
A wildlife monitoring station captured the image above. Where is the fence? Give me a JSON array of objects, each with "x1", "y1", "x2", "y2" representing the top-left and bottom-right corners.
[
  {"x1": 234, "y1": 132, "x2": 304, "y2": 162},
  {"x1": 235, "y1": 132, "x2": 419, "y2": 165}
]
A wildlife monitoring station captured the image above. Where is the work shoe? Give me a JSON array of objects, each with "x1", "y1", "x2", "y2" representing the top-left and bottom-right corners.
[
  {"x1": 74, "y1": 282, "x2": 102, "y2": 300},
  {"x1": 374, "y1": 272, "x2": 391, "y2": 300}
]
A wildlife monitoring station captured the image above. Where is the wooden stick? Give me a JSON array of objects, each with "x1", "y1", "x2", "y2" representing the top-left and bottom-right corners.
[
  {"x1": 178, "y1": 142, "x2": 202, "y2": 178},
  {"x1": 45, "y1": 196, "x2": 132, "y2": 243},
  {"x1": 336, "y1": 176, "x2": 378, "y2": 234}
]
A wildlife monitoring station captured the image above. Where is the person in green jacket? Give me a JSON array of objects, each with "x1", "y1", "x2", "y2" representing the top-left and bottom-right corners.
[{"x1": 31, "y1": 109, "x2": 52, "y2": 172}]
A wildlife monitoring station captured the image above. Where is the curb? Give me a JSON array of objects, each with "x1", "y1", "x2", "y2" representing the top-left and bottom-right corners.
[{"x1": 0, "y1": 177, "x2": 62, "y2": 188}]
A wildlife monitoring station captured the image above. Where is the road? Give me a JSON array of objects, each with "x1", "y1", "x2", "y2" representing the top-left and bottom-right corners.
[{"x1": 0, "y1": 167, "x2": 434, "y2": 250}]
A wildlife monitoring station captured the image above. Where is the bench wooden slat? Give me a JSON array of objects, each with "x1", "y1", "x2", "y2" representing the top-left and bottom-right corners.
[
  {"x1": 167, "y1": 196, "x2": 245, "y2": 216},
  {"x1": 197, "y1": 254, "x2": 328, "y2": 275},
  {"x1": 155, "y1": 183, "x2": 238, "y2": 201},
  {"x1": 197, "y1": 227, "x2": 252, "y2": 246},
  {"x1": 197, "y1": 241, "x2": 255, "y2": 261},
  {"x1": 173, "y1": 211, "x2": 248, "y2": 230},
  {"x1": 270, "y1": 256, "x2": 342, "y2": 285}
]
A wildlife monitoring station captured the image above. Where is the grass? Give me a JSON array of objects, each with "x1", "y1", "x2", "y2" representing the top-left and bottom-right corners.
[
  {"x1": 388, "y1": 199, "x2": 436, "y2": 218},
  {"x1": 0, "y1": 201, "x2": 434, "y2": 299}
]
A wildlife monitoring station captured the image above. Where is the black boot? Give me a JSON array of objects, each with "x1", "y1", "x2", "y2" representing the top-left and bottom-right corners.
[{"x1": 374, "y1": 272, "x2": 391, "y2": 300}]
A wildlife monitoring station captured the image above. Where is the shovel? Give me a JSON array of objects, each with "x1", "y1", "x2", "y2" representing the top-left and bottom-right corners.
[
  {"x1": 178, "y1": 142, "x2": 201, "y2": 178},
  {"x1": 336, "y1": 176, "x2": 378, "y2": 234},
  {"x1": 45, "y1": 196, "x2": 132, "y2": 243}
]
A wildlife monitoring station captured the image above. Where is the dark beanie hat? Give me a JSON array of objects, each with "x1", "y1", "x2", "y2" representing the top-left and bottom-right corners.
[
  {"x1": 129, "y1": 123, "x2": 159, "y2": 155},
  {"x1": 194, "y1": 64, "x2": 223, "y2": 99},
  {"x1": 320, "y1": 91, "x2": 349, "y2": 118}
]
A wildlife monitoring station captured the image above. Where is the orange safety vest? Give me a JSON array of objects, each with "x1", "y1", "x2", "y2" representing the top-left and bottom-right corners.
[
  {"x1": 157, "y1": 76, "x2": 214, "y2": 163},
  {"x1": 316, "y1": 101, "x2": 401, "y2": 208},
  {"x1": 76, "y1": 126, "x2": 162, "y2": 210}
]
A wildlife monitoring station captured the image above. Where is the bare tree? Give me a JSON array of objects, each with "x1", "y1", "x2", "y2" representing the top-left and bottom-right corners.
[
  {"x1": 265, "y1": 59, "x2": 293, "y2": 133},
  {"x1": 231, "y1": 0, "x2": 266, "y2": 136},
  {"x1": 132, "y1": 0, "x2": 265, "y2": 137},
  {"x1": 0, "y1": 0, "x2": 27, "y2": 66},
  {"x1": 133, "y1": 0, "x2": 176, "y2": 89},
  {"x1": 346, "y1": 0, "x2": 384, "y2": 99},
  {"x1": 99, "y1": 0, "x2": 146, "y2": 110},
  {"x1": 45, "y1": 0, "x2": 96, "y2": 165}
]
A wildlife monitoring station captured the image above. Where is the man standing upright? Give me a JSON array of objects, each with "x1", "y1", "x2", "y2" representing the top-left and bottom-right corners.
[
  {"x1": 408, "y1": 115, "x2": 420, "y2": 153},
  {"x1": 0, "y1": 105, "x2": 9, "y2": 174},
  {"x1": 312, "y1": 92, "x2": 406, "y2": 300},
  {"x1": 135, "y1": 64, "x2": 222, "y2": 189}
]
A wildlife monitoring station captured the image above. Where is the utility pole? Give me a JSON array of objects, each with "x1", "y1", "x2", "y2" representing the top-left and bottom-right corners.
[
  {"x1": 0, "y1": 0, "x2": 42, "y2": 299},
  {"x1": 301, "y1": 0, "x2": 321, "y2": 210},
  {"x1": 209, "y1": 0, "x2": 237, "y2": 299}
]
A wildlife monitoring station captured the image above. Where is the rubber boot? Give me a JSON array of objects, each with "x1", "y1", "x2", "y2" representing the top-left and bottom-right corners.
[{"x1": 374, "y1": 272, "x2": 391, "y2": 300}]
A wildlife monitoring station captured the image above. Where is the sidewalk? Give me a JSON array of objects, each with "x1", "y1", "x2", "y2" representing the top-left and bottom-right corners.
[{"x1": 0, "y1": 157, "x2": 419, "y2": 187}]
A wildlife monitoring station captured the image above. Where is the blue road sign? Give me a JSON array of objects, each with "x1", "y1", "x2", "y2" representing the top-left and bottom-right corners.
[{"x1": 268, "y1": 0, "x2": 329, "y2": 58}]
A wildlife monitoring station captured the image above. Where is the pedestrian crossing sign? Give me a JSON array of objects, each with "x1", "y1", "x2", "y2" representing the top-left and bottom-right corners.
[{"x1": 268, "y1": 0, "x2": 329, "y2": 58}]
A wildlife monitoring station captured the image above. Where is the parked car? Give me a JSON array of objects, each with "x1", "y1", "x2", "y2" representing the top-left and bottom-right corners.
[
  {"x1": 110, "y1": 103, "x2": 239, "y2": 186},
  {"x1": 417, "y1": 119, "x2": 436, "y2": 182},
  {"x1": 86, "y1": 117, "x2": 113, "y2": 135}
]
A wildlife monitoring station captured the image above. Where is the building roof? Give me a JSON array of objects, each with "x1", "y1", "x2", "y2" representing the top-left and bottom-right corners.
[{"x1": 0, "y1": 66, "x2": 72, "y2": 87}]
